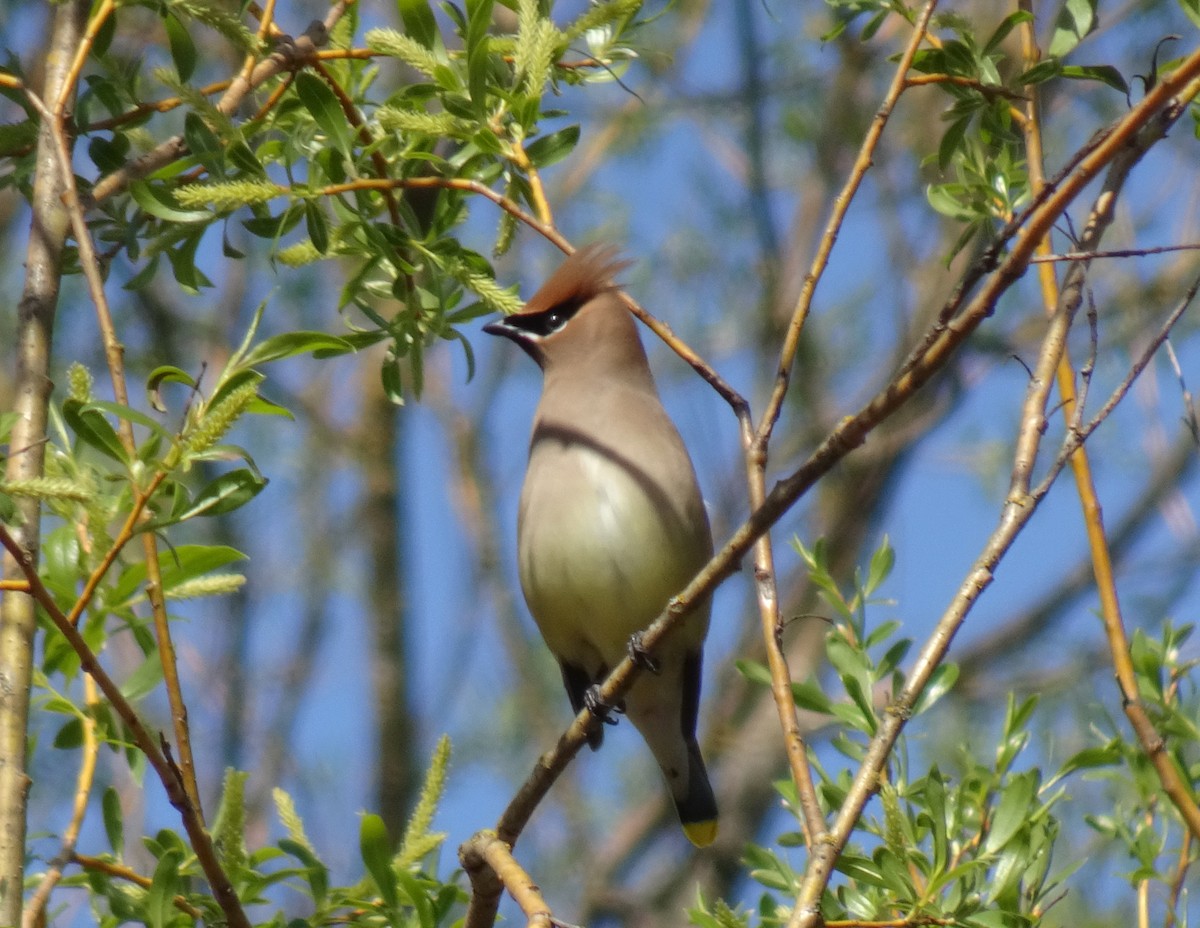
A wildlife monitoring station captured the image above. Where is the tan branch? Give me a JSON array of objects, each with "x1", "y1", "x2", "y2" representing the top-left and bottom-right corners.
[{"x1": 469, "y1": 834, "x2": 556, "y2": 928}]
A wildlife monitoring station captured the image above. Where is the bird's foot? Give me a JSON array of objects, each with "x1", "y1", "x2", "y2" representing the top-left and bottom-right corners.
[
  {"x1": 627, "y1": 632, "x2": 661, "y2": 674},
  {"x1": 583, "y1": 685, "x2": 622, "y2": 724}
]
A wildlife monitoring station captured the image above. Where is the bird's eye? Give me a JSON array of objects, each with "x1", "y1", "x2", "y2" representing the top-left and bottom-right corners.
[{"x1": 545, "y1": 310, "x2": 566, "y2": 331}]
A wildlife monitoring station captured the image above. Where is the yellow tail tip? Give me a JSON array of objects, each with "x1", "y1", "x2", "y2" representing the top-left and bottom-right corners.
[{"x1": 682, "y1": 819, "x2": 718, "y2": 847}]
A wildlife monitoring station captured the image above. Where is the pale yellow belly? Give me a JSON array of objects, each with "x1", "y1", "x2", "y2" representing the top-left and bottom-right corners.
[{"x1": 517, "y1": 443, "x2": 707, "y2": 674}]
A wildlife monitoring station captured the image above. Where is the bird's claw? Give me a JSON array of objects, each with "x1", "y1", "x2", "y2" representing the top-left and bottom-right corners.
[
  {"x1": 584, "y1": 686, "x2": 621, "y2": 725},
  {"x1": 628, "y1": 632, "x2": 661, "y2": 674}
]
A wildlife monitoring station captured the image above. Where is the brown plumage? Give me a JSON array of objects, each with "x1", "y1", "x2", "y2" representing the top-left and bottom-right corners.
[{"x1": 484, "y1": 246, "x2": 718, "y2": 846}]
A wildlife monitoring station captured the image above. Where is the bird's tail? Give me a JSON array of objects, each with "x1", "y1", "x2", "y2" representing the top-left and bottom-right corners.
[{"x1": 674, "y1": 739, "x2": 718, "y2": 847}]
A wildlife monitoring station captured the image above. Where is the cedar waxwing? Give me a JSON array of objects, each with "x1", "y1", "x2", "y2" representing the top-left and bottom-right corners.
[{"x1": 484, "y1": 245, "x2": 718, "y2": 847}]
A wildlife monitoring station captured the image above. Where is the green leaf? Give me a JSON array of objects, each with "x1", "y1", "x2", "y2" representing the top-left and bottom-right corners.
[
  {"x1": 53, "y1": 717, "x2": 83, "y2": 749},
  {"x1": 985, "y1": 770, "x2": 1039, "y2": 854},
  {"x1": 396, "y1": 869, "x2": 434, "y2": 927},
  {"x1": 88, "y1": 133, "x2": 131, "y2": 173},
  {"x1": 985, "y1": 10, "x2": 1034, "y2": 53},
  {"x1": 164, "y1": 11, "x2": 197, "y2": 81},
  {"x1": 179, "y1": 468, "x2": 267, "y2": 520},
  {"x1": 923, "y1": 767, "x2": 948, "y2": 871},
  {"x1": 1052, "y1": 741, "x2": 1122, "y2": 781},
  {"x1": 294, "y1": 71, "x2": 353, "y2": 156},
  {"x1": 208, "y1": 368, "x2": 264, "y2": 411},
  {"x1": 524, "y1": 125, "x2": 581, "y2": 169},
  {"x1": 305, "y1": 199, "x2": 329, "y2": 254},
  {"x1": 183, "y1": 112, "x2": 223, "y2": 175},
  {"x1": 789, "y1": 677, "x2": 832, "y2": 714},
  {"x1": 911, "y1": 661, "x2": 958, "y2": 715},
  {"x1": 1060, "y1": 63, "x2": 1129, "y2": 94},
  {"x1": 145, "y1": 848, "x2": 183, "y2": 928},
  {"x1": 398, "y1": 0, "x2": 442, "y2": 50},
  {"x1": 246, "y1": 394, "x2": 295, "y2": 418},
  {"x1": 860, "y1": 9, "x2": 888, "y2": 41},
  {"x1": 63, "y1": 399, "x2": 128, "y2": 465},
  {"x1": 1017, "y1": 59, "x2": 1062, "y2": 86},
  {"x1": 167, "y1": 228, "x2": 213, "y2": 294},
  {"x1": 86, "y1": 400, "x2": 171, "y2": 439},
  {"x1": 863, "y1": 618, "x2": 901, "y2": 650},
  {"x1": 242, "y1": 205, "x2": 304, "y2": 239},
  {"x1": 360, "y1": 813, "x2": 398, "y2": 908},
  {"x1": 381, "y1": 352, "x2": 406, "y2": 405},
  {"x1": 938, "y1": 115, "x2": 970, "y2": 173},
  {"x1": 130, "y1": 180, "x2": 211, "y2": 223},
  {"x1": 120, "y1": 652, "x2": 164, "y2": 702},
  {"x1": 147, "y1": 365, "x2": 197, "y2": 413},
  {"x1": 238, "y1": 331, "x2": 358, "y2": 367},
  {"x1": 963, "y1": 909, "x2": 1021, "y2": 928},
  {"x1": 280, "y1": 838, "x2": 329, "y2": 904},
  {"x1": 465, "y1": 0, "x2": 494, "y2": 111},
  {"x1": 825, "y1": 633, "x2": 876, "y2": 732},
  {"x1": 734, "y1": 658, "x2": 771, "y2": 687},
  {"x1": 103, "y1": 786, "x2": 124, "y2": 855},
  {"x1": 1047, "y1": 0, "x2": 1096, "y2": 58},
  {"x1": 864, "y1": 535, "x2": 894, "y2": 595},
  {"x1": 123, "y1": 256, "x2": 160, "y2": 292}
]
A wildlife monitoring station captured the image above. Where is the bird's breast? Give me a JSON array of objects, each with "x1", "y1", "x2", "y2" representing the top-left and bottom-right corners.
[{"x1": 516, "y1": 424, "x2": 710, "y2": 668}]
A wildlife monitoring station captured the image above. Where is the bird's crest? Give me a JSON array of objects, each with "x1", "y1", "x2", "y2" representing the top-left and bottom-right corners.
[{"x1": 521, "y1": 244, "x2": 631, "y2": 316}]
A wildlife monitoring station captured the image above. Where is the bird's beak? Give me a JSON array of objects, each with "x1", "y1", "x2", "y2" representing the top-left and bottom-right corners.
[{"x1": 483, "y1": 319, "x2": 513, "y2": 338}]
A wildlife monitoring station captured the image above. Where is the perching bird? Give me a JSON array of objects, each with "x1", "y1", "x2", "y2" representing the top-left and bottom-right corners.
[{"x1": 484, "y1": 245, "x2": 718, "y2": 847}]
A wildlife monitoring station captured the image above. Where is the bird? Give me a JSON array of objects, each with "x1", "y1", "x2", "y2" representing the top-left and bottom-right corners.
[{"x1": 483, "y1": 244, "x2": 718, "y2": 847}]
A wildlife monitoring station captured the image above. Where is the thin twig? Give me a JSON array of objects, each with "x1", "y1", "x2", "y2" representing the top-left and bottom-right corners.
[
  {"x1": 1163, "y1": 339, "x2": 1199, "y2": 446},
  {"x1": 317, "y1": 176, "x2": 569, "y2": 251},
  {"x1": 757, "y1": 0, "x2": 940, "y2": 442},
  {"x1": 1029, "y1": 242, "x2": 1200, "y2": 263},
  {"x1": 52, "y1": 0, "x2": 116, "y2": 120},
  {"x1": 65, "y1": 471, "x2": 167, "y2": 628},
  {"x1": 21, "y1": 676, "x2": 99, "y2": 928},
  {"x1": 903, "y1": 72, "x2": 1028, "y2": 101},
  {"x1": 72, "y1": 854, "x2": 203, "y2": 919},
  {"x1": 508, "y1": 138, "x2": 554, "y2": 228}
]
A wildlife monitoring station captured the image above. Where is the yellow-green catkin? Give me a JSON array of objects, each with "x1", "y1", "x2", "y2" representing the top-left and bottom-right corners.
[
  {"x1": 186, "y1": 381, "x2": 258, "y2": 455},
  {"x1": 68, "y1": 362, "x2": 93, "y2": 402}
]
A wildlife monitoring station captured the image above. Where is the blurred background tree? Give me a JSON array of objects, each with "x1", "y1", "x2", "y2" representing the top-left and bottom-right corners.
[{"x1": 1, "y1": 1, "x2": 1198, "y2": 926}]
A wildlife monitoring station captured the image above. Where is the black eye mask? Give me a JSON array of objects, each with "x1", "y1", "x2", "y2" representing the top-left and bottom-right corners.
[{"x1": 505, "y1": 296, "x2": 587, "y2": 338}]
